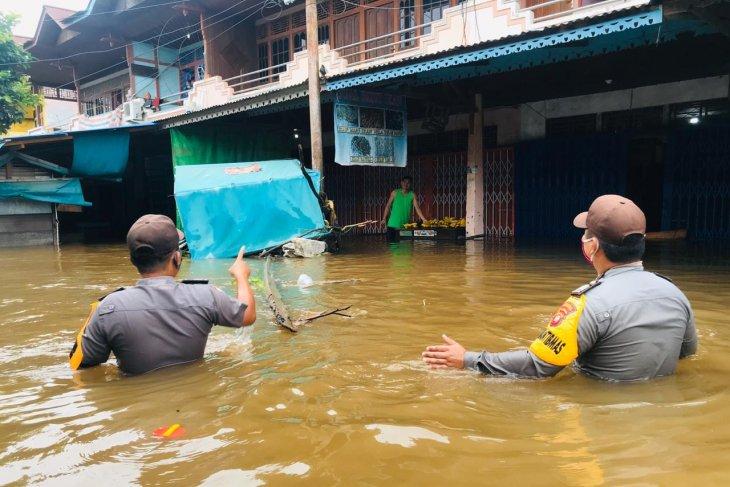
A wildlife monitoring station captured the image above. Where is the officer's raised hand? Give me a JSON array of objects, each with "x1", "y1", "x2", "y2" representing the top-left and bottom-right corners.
[
  {"x1": 228, "y1": 246, "x2": 251, "y2": 280},
  {"x1": 422, "y1": 335, "x2": 466, "y2": 369}
]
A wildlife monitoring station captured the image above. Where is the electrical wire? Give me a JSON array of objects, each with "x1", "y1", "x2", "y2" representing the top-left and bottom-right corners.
[
  {"x1": 1, "y1": 0, "x2": 251, "y2": 67},
  {"x1": 330, "y1": 0, "x2": 453, "y2": 11},
  {"x1": 28, "y1": 0, "x2": 193, "y2": 23},
  {"x1": 136, "y1": 0, "x2": 270, "y2": 99},
  {"x1": 43, "y1": 0, "x2": 279, "y2": 129},
  {"x1": 53, "y1": 0, "x2": 268, "y2": 91},
  {"x1": 19, "y1": 0, "x2": 196, "y2": 34}
]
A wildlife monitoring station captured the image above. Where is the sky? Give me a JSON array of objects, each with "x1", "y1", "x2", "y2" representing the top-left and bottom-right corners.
[{"x1": 1, "y1": 0, "x2": 90, "y2": 37}]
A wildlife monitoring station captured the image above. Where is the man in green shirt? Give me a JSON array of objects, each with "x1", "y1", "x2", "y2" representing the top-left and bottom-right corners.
[{"x1": 381, "y1": 176, "x2": 427, "y2": 242}]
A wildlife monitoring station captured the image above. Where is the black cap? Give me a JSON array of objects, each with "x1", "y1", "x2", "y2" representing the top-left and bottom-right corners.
[{"x1": 127, "y1": 214, "x2": 179, "y2": 259}]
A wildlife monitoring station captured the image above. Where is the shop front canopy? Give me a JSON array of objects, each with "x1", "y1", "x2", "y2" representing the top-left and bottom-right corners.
[
  {"x1": 0, "y1": 179, "x2": 90, "y2": 206},
  {"x1": 174, "y1": 159, "x2": 324, "y2": 259}
]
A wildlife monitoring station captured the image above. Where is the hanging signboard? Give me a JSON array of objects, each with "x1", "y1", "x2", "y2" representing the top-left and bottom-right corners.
[{"x1": 334, "y1": 90, "x2": 407, "y2": 167}]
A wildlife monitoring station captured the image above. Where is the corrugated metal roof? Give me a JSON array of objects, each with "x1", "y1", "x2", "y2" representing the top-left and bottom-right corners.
[{"x1": 1, "y1": 122, "x2": 157, "y2": 147}]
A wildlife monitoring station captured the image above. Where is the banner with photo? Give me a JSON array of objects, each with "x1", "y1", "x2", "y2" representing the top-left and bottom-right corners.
[{"x1": 334, "y1": 90, "x2": 407, "y2": 167}]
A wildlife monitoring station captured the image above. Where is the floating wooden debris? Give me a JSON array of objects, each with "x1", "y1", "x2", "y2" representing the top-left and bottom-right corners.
[{"x1": 264, "y1": 256, "x2": 299, "y2": 332}]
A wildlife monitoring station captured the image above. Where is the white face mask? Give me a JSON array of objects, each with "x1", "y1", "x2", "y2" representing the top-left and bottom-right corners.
[{"x1": 581, "y1": 235, "x2": 598, "y2": 265}]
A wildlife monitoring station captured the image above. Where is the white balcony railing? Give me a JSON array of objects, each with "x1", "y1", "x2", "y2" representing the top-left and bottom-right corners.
[{"x1": 223, "y1": 62, "x2": 290, "y2": 95}]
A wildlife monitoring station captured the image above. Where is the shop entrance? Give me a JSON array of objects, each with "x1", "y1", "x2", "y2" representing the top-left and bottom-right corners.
[{"x1": 625, "y1": 137, "x2": 664, "y2": 232}]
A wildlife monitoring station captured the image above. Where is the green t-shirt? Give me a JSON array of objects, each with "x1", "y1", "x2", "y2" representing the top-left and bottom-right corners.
[{"x1": 387, "y1": 190, "x2": 414, "y2": 229}]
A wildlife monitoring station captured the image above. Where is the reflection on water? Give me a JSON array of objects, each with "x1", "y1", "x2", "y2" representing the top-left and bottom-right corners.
[{"x1": 0, "y1": 239, "x2": 728, "y2": 484}]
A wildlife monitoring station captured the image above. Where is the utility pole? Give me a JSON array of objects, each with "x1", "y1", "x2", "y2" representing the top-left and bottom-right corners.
[
  {"x1": 305, "y1": 0, "x2": 324, "y2": 186},
  {"x1": 71, "y1": 64, "x2": 82, "y2": 115},
  {"x1": 199, "y1": 11, "x2": 215, "y2": 78}
]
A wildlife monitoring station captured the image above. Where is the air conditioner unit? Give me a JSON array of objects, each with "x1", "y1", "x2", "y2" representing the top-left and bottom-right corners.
[{"x1": 122, "y1": 98, "x2": 145, "y2": 122}]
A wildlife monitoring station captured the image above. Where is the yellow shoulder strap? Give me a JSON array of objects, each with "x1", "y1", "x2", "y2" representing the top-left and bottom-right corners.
[
  {"x1": 69, "y1": 301, "x2": 100, "y2": 370},
  {"x1": 529, "y1": 294, "x2": 586, "y2": 366}
]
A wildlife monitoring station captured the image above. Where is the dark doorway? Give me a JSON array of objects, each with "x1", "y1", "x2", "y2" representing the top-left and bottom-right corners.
[{"x1": 626, "y1": 137, "x2": 664, "y2": 232}]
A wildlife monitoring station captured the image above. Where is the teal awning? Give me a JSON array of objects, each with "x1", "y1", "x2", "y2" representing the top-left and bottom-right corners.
[
  {"x1": 0, "y1": 179, "x2": 91, "y2": 206},
  {"x1": 71, "y1": 130, "x2": 130, "y2": 179}
]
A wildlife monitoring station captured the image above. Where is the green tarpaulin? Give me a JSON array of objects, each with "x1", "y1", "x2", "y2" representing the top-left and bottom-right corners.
[{"x1": 170, "y1": 125, "x2": 291, "y2": 167}]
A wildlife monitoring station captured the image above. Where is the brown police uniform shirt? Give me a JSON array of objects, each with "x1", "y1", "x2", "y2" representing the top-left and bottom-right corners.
[{"x1": 72, "y1": 276, "x2": 246, "y2": 375}]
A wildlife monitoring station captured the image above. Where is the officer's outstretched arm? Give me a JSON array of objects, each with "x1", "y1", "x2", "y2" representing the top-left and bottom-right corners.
[
  {"x1": 464, "y1": 294, "x2": 597, "y2": 378},
  {"x1": 464, "y1": 349, "x2": 564, "y2": 378}
]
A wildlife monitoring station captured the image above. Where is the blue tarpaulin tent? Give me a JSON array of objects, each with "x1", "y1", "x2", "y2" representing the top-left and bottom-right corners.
[{"x1": 174, "y1": 159, "x2": 324, "y2": 259}]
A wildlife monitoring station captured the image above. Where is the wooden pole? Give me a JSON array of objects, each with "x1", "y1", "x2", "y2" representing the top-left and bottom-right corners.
[
  {"x1": 125, "y1": 44, "x2": 136, "y2": 97},
  {"x1": 71, "y1": 64, "x2": 82, "y2": 115},
  {"x1": 305, "y1": 0, "x2": 324, "y2": 185},
  {"x1": 200, "y1": 11, "x2": 214, "y2": 78}
]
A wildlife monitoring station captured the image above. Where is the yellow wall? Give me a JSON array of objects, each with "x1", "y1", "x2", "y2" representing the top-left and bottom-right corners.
[{"x1": 3, "y1": 106, "x2": 37, "y2": 137}]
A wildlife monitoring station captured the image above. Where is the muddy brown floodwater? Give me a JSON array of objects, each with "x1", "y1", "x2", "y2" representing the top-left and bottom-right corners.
[{"x1": 0, "y1": 239, "x2": 729, "y2": 485}]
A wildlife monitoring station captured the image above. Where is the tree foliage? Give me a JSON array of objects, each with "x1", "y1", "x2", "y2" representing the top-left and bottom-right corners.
[{"x1": 0, "y1": 13, "x2": 42, "y2": 134}]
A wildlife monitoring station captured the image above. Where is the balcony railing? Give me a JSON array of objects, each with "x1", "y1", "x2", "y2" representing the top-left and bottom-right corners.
[
  {"x1": 223, "y1": 62, "x2": 290, "y2": 95},
  {"x1": 332, "y1": 23, "x2": 424, "y2": 67},
  {"x1": 519, "y1": 0, "x2": 611, "y2": 21},
  {"x1": 183, "y1": 0, "x2": 621, "y2": 105},
  {"x1": 156, "y1": 89, "x2": 191, "y2": 110}
]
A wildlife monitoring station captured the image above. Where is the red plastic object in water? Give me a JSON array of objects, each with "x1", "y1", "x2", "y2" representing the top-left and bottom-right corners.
[{"x1": 152, "y1": 423, "x2": 185, "y2": 439}]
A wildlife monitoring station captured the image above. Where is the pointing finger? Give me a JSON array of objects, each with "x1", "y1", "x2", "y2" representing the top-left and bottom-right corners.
[
  {"x1": 426, "y1": 346, "x2": 450, "y2": 352},
  {"x1": 236, "y1": 246, "x2": 246, "y2": 261}
]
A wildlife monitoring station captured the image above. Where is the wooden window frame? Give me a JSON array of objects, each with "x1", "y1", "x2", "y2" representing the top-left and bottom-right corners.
[{"x1": 255, "y1": 0, "x2": 464, "y2": 73}]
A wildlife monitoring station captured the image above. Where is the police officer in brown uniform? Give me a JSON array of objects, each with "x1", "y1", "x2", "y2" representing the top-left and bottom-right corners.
[
  {"x1": 422, "y1": 195, "x2": 698, "y2": 381},
  {"x1": 69, "y1": 215, "x2": 256, "y2": 375}
]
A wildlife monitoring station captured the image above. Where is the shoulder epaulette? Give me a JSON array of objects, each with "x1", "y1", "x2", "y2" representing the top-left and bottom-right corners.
[
  {"x1": 571, "y1": 280, "x2": 601, "y2": 296},
  {"x1": 652, "y1": 272, "x2": 674, "y2": 283},
  {"x1": 98, "y1": 287, "x2": 125, "y2": 301},
  {"x1": 182, "y1": 279, "x2": 210, "y2": 284}
]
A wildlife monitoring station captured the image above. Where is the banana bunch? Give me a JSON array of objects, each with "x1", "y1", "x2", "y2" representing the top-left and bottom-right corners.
[{"x1": 404, "y1": 217, "x2": 466, "y2": 229}]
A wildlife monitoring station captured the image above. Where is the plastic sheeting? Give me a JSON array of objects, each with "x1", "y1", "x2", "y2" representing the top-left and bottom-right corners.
[
  {"x1": 0, "y1": 179, "x2": 91, "y2": 206},
  {"x1": 174, "y1": 160, "x2": 324, "y2": 259},
  {"x1": 170, "y1": 126, "x2": 291, "y2": 167},
  {"x1": 71, "y1": 130, "x2": 130, "y2": 179}
]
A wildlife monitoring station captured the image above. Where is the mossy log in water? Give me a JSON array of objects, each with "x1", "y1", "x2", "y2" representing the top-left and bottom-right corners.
[{"x1": 264, "y1": 256, "x2": 299, "y2": 332}]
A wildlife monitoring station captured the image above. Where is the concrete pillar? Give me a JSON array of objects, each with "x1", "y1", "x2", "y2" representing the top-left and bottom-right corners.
[{"x1": 466, "y1": 93, "x2": 484, "y2": 237}]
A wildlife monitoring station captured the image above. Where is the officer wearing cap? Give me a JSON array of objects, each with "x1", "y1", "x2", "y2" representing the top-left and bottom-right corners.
[
  {"x1": 69, "y1": 215, "x2": 256, "y2": 375},
  {"x1": 422, "y1": 195, "x2": 698, "y2": 381}
]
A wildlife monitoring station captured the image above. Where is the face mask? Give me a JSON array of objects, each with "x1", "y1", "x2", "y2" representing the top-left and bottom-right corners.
[{"x1": 581, "y1": 237, "x2": 597, "y2": 265}]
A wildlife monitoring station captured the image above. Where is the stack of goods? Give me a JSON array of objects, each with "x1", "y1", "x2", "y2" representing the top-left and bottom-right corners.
[{"x1": 403, "y1": 217, "x2": 466, "y2": 229}]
